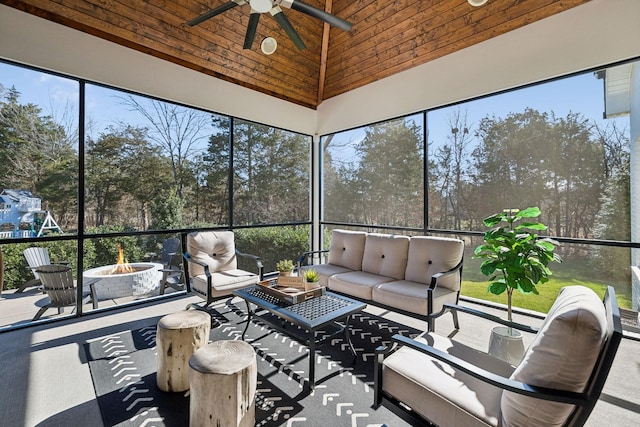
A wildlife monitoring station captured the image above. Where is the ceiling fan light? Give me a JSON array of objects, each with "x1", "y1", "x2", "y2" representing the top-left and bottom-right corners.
[
  {"x1": 250, "y1": 0, "x2": 273, "y2": 14},
  {"x1": 468, "y1": 0, "x2": 489, "y2": 6},
  {"x1": 261, "y1": 37, "x2": 277, "y2": 55}
]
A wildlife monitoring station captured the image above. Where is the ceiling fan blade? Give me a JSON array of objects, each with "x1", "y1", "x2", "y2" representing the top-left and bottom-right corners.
[
  {"x1": 286, "y1": 0, "x2": 353, "y2": 32},
  {"x1": 270, "y1": 7, "x2": 306, "y2": 50},
  {"x1": 243, "y1": 11, "x2": 261, "y2": 49},
  {"x1": 187, "y1": 0, "x2": 244, "y2": 27}
]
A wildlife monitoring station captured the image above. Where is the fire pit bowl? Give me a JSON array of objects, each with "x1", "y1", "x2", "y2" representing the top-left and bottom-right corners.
[{"x1": 83, "y1": 262, "x2": 163, "y2": 299}]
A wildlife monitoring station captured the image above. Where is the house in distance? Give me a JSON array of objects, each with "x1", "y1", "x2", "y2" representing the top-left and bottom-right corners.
[{"x1": 0, "y1": 189, "x2": 62, "y2": 238}]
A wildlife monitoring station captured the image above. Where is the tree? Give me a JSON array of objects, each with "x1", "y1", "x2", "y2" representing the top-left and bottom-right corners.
[
  {"x1": 85, "y1": 125, "x2": 169, "y2": 228},
  {"x1": 431, "y1": 109, "x2": 474, "y2": 229},
  {"x1": 0, "y1": 85, "x2": 78, "y2": 229},
  {"x1": 353, "y1": 118, "x2": 423, "y2": 227},
  {"x1": 230, "y1": 120, "x2": 310, "y2": 225},
  {"x1": 120, "y1": 95, "x2": 210, "y2": 197}
]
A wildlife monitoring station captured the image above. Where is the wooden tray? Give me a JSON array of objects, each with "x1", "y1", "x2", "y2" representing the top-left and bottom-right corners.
[{"x1": 258, "y1": 279, "x2": 325, "y2": 304}]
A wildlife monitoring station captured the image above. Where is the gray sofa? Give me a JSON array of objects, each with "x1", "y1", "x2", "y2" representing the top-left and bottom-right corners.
[{"x1": 299, "y1": 229, "x2": 464, "y2": 331}]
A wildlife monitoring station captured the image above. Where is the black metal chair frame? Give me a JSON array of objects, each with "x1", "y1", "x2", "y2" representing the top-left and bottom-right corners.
[{"x1": 373, "y1": 286, "x2": 623, "y2": 427}]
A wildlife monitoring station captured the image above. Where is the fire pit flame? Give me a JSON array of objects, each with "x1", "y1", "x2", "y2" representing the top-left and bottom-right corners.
[{"x1": 111, "y1": 244, "x2": 134, "y2": 274}]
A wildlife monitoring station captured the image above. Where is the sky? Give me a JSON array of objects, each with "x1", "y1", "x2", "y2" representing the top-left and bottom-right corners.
[
  {"x1": 0, "y1": 59, "x2": 631, "y2": 156},
  {"x1": 325, "y1": 69, "x2": 630, "y2": 164}
]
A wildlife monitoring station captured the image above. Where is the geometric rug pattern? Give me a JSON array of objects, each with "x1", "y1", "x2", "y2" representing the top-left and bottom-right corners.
[{"x1": 85, "y1": 298, "x2": 421, "y2": 426}]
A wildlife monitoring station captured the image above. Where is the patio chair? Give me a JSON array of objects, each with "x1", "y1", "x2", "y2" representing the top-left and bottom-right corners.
[
  {"x1": 183, "y1": 231, "x2": 263, "y2": 310},
  {"x1": 17, "y1": 247, "x2": 66, "y2": 293},
  {"x1": 374, "y1": 285, "x2": 623, "y2": 427},
  {"x1": 156, "y1": 237, "x2": 185, "y2": 295},
  {"x1": 32, "y1": 264, "x2": 97, "y2": 320}
]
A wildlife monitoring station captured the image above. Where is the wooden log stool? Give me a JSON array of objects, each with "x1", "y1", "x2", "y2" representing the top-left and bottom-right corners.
[
  {"x1": 189, "y1": 340, "x2": 257, "y2": 427},
  {"x1": 156, "y1": 310, "x2": 211, "y2": 392}
]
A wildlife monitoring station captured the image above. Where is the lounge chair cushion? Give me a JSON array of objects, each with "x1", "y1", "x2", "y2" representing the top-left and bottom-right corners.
[
  {"x1": 327, "y1": 230, "x2": 367, "y2": 271},
  {"x1": 382, "y1": 331, "x2": 514, "y2": 427},
  {"x1": 501, "y1": 285, "x2": 607, "y2": 426},
  {"x1": 191, "y1": 270, "x2": 259, "y2": 298},
  {"x1": 186, "y1": 231, "x2": 237, "y2": 276}
]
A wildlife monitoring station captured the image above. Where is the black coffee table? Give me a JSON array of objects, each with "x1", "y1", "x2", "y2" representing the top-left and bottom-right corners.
[{"x1": 233, "y1": 285, "x2": 366, "y2": 389}]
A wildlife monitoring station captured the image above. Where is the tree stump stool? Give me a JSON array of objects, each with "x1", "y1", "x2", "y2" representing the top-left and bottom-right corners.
[
  {"x1": 156, "y1": 310, "x2": 211, "y2": 392},
  {"x1": 189, "y1": 340, "x2": 257, "y2": 427}
]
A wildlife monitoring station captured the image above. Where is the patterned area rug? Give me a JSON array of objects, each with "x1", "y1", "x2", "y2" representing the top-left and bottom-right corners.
[{"x1": 85, "y1": 298, "x2": 421, "y2": 426}]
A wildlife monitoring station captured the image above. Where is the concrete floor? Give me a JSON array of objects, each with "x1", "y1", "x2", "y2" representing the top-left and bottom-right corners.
[{"x1": 0, "y1": 292, "x2": 638, "y2": 427}]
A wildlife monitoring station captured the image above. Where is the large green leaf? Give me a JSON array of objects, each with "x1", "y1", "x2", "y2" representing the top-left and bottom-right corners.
[{"x1": 515, "y1": 207, "x2": 541, "y2": 219}]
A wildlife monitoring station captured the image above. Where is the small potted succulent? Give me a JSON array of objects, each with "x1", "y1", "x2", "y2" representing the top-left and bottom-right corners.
[
  {"x1": 303, "y1": 268, "x2": 320, "y2": 291},
  {"x1": 276, "y1": 259, "x2": 295, "y2": 276}
]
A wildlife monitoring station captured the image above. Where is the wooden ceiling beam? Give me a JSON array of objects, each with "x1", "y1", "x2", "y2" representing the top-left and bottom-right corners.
[{"x1": 317, "y1": 0, "x2": 333, "y2": 106}]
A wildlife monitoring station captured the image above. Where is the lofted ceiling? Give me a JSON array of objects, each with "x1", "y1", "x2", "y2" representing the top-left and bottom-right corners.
[{"x1": 1, "y1": 0, "x2": 590, "y2": 109}]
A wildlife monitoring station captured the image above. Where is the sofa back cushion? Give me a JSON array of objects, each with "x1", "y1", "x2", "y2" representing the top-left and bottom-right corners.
[
  {"x1": 186, "y1": 231, "x2": 237, "y2": 277},
  {"x1": 327, "y1": 229, "x2": 367, "y2": 271},
  {"x1": 501, "y1": 285, "x2": 607, "y2": 426},
  {"x1": 404, "y1": 236, "x2": 464, "y2": 291},
  {"x1": 361, "y1": 233, "x2": 410, "y2": 280}
]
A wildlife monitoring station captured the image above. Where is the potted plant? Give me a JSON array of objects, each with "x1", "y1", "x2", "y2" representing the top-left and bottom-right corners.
[
  {"x1": 303, "y1": 268, "x2": 320, "y2": 291},
  {"x1": 276, "y1": 259, "x2": 295, "y2": 276},
  {"x1": 474, "y1": 207, "x2": 560, "y2": 362},
  {"x1": 474, "y1": 207, "x2": 561, "y2": 323}
]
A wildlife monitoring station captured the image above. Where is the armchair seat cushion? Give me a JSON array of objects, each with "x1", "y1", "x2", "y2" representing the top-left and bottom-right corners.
[
  {"x1": 372, "y1": 280, "x2": 459, "y2": 316},
  {"x1": 383, "y1": 332, "x2": 515, "y2": 427},
  {"x1": 329, "y1": 271, "x2": 395, "y2": 300},
  {"x1": 191, "y1": 270, "x2": 259, "y2": 299}
]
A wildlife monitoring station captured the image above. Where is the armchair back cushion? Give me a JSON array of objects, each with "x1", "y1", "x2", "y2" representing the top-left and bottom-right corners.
[
  {"x1": 186, "y1": 231, "x2": 237, "y2": 277},
  {"x1": 327, "y1": 230, "x2": 367, "y2": 271},
  {"x1": 404, "y1": 236, "x2": 464, "y2": 291},
  {"x1": 501, "y1": 285, "x2": 607, "y2": 426},
  {"x1": 361, "y1": 233, "x2": 410, "y2": 280}
]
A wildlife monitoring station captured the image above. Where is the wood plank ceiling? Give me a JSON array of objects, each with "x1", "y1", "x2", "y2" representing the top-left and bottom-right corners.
[{"x1": 1, "y1": 0, "x2": 590, "y2": 109}]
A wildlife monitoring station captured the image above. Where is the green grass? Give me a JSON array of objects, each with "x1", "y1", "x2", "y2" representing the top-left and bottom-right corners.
[{"x1": 461, "y1": 256, "x2": 634, "y2": 313}]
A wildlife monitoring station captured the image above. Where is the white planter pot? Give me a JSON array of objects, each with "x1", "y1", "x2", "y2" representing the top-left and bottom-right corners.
[
  {"x1": 305, "y1": 281, "x2": 320, "y2": 291},
  {"x1": 488, "y1": 326, "x2": 525, "y2": 365}
]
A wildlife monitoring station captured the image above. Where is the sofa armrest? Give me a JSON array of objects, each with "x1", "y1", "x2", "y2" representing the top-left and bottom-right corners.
[
  {"x1": 382, "y1": 334, "x2": 585, "y2": 404},
  {"x1": 235, "y1": 249, "x2": 264, "y2": 280},
  {"x1": 297, "y1": 249, "x2": 329, "y2": 268},
  {"x1": 428, "y1": 258, "x2": 464, "y2": 290}
]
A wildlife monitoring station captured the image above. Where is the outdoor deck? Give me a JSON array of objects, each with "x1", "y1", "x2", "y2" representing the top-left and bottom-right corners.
[{"x1": 0, "y1": 290, "x2": 638, "y2": 426}]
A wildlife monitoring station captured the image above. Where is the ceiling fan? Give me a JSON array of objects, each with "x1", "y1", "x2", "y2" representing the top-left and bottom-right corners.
[{"x1": 187, "y1": 0, "x2": 353, "y2": 51}]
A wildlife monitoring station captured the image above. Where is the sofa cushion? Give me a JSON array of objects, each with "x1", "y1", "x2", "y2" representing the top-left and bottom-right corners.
[
  {"x1": 361, "y1": 233, "x2": 410, "y2": 280},
  {"x1": 186, "y1": 231, "x2": 237, "y2": 277},
  {"x1": 383, "y1": 331, "x2": 514, "y2": 427},
  {"x1": 372, "y1": 280, "x2": 458, "y2": 315},
  {"x1": 327, "y1": 229, "x2": 367, "y2": 271},
  {"x1": 329, "y1": 271, "x2": 394, "y2": 300},
  {"x1": 501, "y1": 285, "x2": 607, "y2": 426},
  {"x1": 305, "y1": 263, "x2": 353, "y2": 288},
  {"x1": 404, "y1": 236, "x2": 464, "y2": 291}
]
